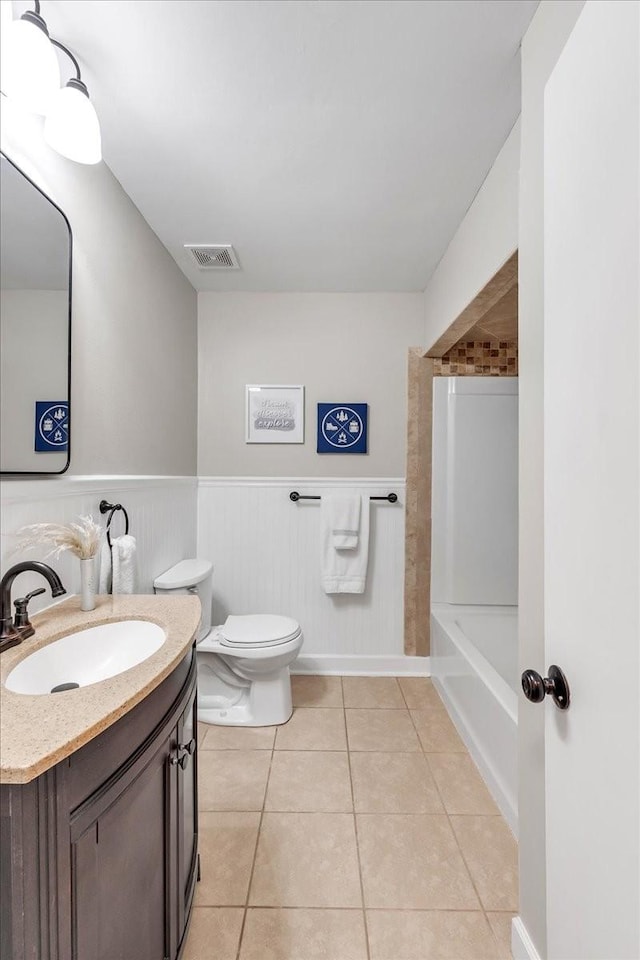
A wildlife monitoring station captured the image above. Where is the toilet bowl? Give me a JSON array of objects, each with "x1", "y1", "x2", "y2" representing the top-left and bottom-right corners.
[{"x1": 153, "y1": 561, "x2": 302, "y2": 727}]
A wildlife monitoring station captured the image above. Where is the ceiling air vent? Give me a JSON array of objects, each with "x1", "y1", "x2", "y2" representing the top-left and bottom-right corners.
[{"x1": 184, "y1": 244, "x2": 240, "y2": 270}]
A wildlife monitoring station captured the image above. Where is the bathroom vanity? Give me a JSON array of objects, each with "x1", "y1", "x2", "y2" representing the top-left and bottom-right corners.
[{"x1": 0, "y1": 595, "x2": 201, "y2": 960}]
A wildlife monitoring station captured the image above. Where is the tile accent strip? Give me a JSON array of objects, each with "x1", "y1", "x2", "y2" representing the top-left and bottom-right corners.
[{"x1": 433, "y1": 340, "x2": 518, "y2": 377}]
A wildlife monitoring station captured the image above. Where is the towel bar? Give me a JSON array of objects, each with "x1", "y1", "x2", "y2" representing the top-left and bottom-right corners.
[{"x1": 289, "y1": 491, "x2": 397, "y2": 503}]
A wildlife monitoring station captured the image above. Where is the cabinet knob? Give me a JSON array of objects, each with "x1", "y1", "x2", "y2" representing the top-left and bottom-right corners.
[
  {"x1": 179, "y1": 738, "x2": 196, "y2": 756},
  {"x1": 521, "y1": 665, "x2": 570, "y2": 710},
  {"x1": 170, "y1": 752, "x2": 189, "y2": 770}
]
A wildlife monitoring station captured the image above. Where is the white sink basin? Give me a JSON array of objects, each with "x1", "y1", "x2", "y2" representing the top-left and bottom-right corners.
[{"x1": 5, "y1": 620, "x2": 166, "y2": 695}]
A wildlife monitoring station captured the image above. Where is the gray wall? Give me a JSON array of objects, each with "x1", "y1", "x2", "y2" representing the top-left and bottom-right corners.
[
  {"x1": 0, "y1": 107, "x2": 197, "y2": 477},
  {"x1": 518, "y1": 2, "x2": 585, "y2": 955},
  {"x1": 198, "y1": 292, "x2": 424, "y2": 477}
]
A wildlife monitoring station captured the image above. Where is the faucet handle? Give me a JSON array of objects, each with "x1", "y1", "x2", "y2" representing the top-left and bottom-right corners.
[{"x1": 13, "y1": 588, "x2": 46, "y2": 627}]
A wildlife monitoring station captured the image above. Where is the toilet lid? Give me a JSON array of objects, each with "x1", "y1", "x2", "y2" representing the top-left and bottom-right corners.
[{"x1": 218, "y1": 614, "x2": 301, "y2": 648}]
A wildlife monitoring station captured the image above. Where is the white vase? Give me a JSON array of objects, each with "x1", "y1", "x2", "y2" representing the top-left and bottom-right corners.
[{"x1": 80, "y1": 557, "x2": 96, "y2": 612}]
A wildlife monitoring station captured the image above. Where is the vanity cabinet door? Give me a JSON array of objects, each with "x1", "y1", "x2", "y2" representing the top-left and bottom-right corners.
[
  {"x1": 71, "y1": 737, "x2": 172, "y2": 960},
  {"x1": 176, "y1": 683, "x2": 199, "y2": 942}
]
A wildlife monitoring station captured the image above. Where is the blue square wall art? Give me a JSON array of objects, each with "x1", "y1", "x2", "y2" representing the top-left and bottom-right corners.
[
  {"x1": 35, "y1": 401, "x2": 69, "y2": 452},
  {"x1": 317, "y1": 403, "x2": 368, "y2": 454}
]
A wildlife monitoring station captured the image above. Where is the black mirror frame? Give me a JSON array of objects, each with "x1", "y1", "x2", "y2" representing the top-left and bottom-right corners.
[{"x1": 0, "y1": 152, "x2": 72, "y2": 476}]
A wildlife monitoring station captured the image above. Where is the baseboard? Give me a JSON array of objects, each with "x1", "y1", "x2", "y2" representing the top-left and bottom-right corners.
[
  {"x1": 292, "y1": 654, "x2": 430, "y2": 677},
  {"x1": 511, "y1": 917, "x2": 542, "y2": 960}
]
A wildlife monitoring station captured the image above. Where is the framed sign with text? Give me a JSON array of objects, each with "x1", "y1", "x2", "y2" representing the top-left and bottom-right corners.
[{"x1": 245, "y1": 385, "x2": 305, "y2": 444}]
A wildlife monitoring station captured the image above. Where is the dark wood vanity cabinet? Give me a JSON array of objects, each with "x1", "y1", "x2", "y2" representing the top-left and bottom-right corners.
[{"x1": 1, "y1": 648, "x2": 198, "y2": 960}]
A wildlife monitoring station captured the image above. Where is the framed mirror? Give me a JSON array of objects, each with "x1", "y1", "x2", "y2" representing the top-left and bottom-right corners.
[{"x1": 0, "y1": 153, "x2": 72, "y2": 474}]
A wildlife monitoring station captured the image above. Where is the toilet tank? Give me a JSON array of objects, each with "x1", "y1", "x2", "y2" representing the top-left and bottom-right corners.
[{"x1": 153, "y1": 559, "x2": 213, "y2": 642}]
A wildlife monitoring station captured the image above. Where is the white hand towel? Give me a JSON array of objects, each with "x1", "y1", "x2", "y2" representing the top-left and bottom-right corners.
[
  {"x1": 111, "y1": 534, "x2": 138, "y2": 594},
  {"x1": 324, "y1": 493, "x2": 361, "y2": 550},
  {"x1": 97, "y1": 535, "x2": 112, "y2": 594},
  {"x1": 321, "y1": 494, "x2": 370, "y2": 594}
]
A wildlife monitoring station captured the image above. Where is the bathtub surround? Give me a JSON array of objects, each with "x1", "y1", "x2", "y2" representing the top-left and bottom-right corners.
[
  {"x1": 431, "y1": 378, "x2": 518, "y2": 606},
  {"x1": 430, "y1": 377, "x2": 518, "y2": 831}
]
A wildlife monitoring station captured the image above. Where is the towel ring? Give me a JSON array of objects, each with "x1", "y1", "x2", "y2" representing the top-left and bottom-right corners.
[{"x1": 99, "y1": 499, "x2": 130, "y2": 549}]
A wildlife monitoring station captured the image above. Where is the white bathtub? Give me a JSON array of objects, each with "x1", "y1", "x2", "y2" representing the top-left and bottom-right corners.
[{"x1": 431, "y1": 603, "x2": 518, "y2": 835}]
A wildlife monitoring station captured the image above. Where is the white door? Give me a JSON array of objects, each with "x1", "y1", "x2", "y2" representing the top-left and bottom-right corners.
[{"x1": 543, "y1": 2, "x2": 639, "y2": 958}]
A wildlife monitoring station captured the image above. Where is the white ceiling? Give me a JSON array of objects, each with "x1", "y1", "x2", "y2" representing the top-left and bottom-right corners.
[{"x1": 36, "y1": 0, "x2": 537, "y2": 291}]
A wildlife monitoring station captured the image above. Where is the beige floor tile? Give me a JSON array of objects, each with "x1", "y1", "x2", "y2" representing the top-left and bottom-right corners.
[
  {"x1": 182, "y1": 907, "x2": 243, "y2": 960},
  {"x1": 239, "y1": 908, "x2": 368, "y2": 960},
  {"x1": 367, "y1": 910, "x2": 502, "y2": 960},
  {"x1": 195, "y1": 812, "x2": 260, "y2": 906},
  {"x1": 427, "y1": 754, "x2": 500, "y2": 815},
  {"x1": 346, "y1": 708, "x2": 421, "y2": 752},
  {"x1": 451, "y1": 816, "x2": 519, "y2": 911},
  {"x1": 265, "y1": 751, "x2": 352, "y2": 812},
  {"x1": 249, "y1": 812, "x2": 362, "y2": 907},
  {"x1": 198, "y1": 751, "x2": 271, "y2": 811},
  {"x1": 292, "y1": 675, "x2": 344, "y2": 707},
  {"x1": 486, "y1": 912, "x2": 516, "y2": 959},
  {"x1": 342, "y1": 676, "x2": 405, "y2": 708},
  {"x1": 411, "y1": 709, "x2": 466, "y2": 753},
  {"x1": 350, "y1": 752, "x2": 444, "y2": 813},
  {"x1": 275, "y1": 708, "x2": 347, "y2": 750},
  {"x1": 398, "y1": 677, "x2": 445, "y2": 711},
  {"x1": 200, "y1": 723, "x2": 276, "y2": 750},
  {"x1": 357, "y1": 814, "x2": 479, "y2": 910}
]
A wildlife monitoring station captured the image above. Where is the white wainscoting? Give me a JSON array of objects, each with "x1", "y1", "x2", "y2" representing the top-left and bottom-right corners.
[
  {"x1": 1, "y1": 475, "x2": 428, "y2": 676},
  {"x1": 0, "y1": 476, "x2": 197, "y2": 615},
  {"x1": 198, "y1": 477, "x2": 428, "y2": 675}
]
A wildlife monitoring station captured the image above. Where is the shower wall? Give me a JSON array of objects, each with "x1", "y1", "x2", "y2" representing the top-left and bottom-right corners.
[{"x1": 431, "y1": 376, "x2": 518, "y2": 605}]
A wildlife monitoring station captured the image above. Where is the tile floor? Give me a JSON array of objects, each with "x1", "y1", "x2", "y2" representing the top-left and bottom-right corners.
[{"x1": 183, "y1": 676, "x2": 518, "y2": 960}]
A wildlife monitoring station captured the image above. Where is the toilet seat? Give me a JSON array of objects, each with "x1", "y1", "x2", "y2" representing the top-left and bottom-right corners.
[{"x1": 199, "y1": 614, "x2": 302, "y2": 652}]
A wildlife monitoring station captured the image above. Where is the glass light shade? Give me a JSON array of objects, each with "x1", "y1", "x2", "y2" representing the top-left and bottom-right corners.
[
  {"x1": 0, "y1": 16, "x2": 60, "y2": 115},
  {"x1": 44, "y1": 83, "x2": 102, "y2": 165}
]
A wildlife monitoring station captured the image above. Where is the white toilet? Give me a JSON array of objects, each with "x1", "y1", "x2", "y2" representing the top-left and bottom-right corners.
[{"x1": 153, "y1": 559, "x2": 303, "y2": 726}]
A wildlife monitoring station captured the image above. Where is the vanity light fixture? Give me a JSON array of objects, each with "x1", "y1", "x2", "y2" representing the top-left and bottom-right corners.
[
  {"x1": 44, "y1": 40, "x2": 102, "y2": 165},
  {"x1": 0, "y1": 0, "x2": 60, "y2": 115},
  {"x1": 1, "y1": 0, "x2": 102, "y2": 165}
]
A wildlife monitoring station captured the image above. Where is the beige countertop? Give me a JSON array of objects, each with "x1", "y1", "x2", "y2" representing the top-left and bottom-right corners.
[{"x1": 0, "y1": 594, "x2": 200, "y2": 785}]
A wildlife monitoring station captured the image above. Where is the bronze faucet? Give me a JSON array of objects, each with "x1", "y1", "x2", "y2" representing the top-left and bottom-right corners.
[{"x1": 0, "y1": 562, "x2": 66, "y2": 653}]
